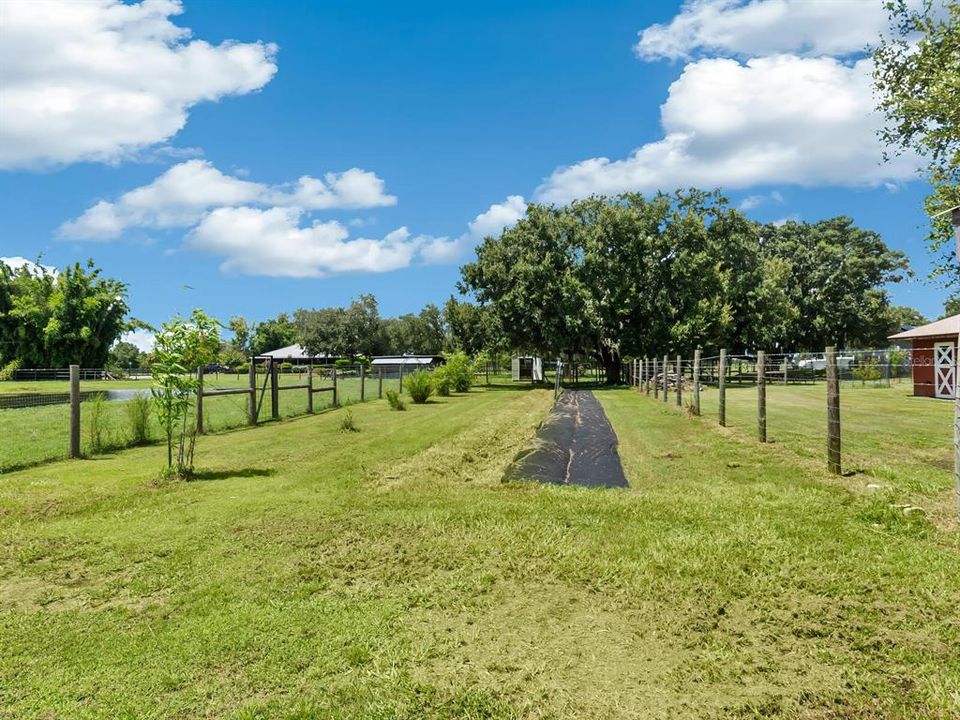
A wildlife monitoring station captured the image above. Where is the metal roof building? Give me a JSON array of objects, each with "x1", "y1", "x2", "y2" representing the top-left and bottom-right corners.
[
  {"x1": 254, "y1": 344, "x2": 337, "y2": 362},
  {"x1": 370, "y1": 355, "x2": 444, "y2": 377}
]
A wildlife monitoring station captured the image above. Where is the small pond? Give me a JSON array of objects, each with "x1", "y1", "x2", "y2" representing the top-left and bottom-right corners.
[{"x1": 0, "y1": 388, "x2": 152, "y2": 410}]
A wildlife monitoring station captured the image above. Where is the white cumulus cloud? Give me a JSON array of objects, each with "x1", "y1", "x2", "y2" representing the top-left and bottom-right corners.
[
  {"x1": 635, "y1": 0, "x2": 890, "y2": 61},
  {"x1": 535, "y1": 55, "x2": 918, "y2": 204},
  {"x1": 739, "y1": 190, "x2": 783, "y2": 210},
  {"x1": 0, "y1": 256, "x2": 57, "y2": 275},
  {"x1": 419, "y1": 195, "x2": 527, "y2": 265},
  {"x1": 187, "y1": 207, "x2": 418, "y2": 278},
  {"x1": 120, "y1": 329, "x2": 156, "y2": 352},
  {"x1": 60, "y1": 160, "x2": 396, "y2": 239},
  {"x1": 0, "y1": 0, "x2": 278, "y2": 169},
  {"x1": 269, "y1": 169, "x2": 398, "y2": 210}
]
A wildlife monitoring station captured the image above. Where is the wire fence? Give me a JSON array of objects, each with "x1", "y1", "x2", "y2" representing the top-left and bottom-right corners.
[
  {"x1": 0, "y1": 360, "x2": 522, "y2": 473},
  {"x1": 624, "y1": 347, "x2": 958, "y2": 520},
  {"x1": 0, "y1": 363, "x2": 413, "y2": 473}
]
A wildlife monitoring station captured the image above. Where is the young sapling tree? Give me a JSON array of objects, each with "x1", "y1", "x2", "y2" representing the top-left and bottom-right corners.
[{"x1": 150, "y1": 309, "x2": 220, "y2": 480}]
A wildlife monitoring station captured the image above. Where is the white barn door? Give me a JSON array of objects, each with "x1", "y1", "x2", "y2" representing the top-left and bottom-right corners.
[{"x1": 934, "y1": 342, "x2": 956, "y2": 399}]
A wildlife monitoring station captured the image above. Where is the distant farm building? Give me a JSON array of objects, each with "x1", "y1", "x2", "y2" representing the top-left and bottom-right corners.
[
  {"x1": 255, "y1": 344, "x2": 338, "y2": 364},
  {"x1": 888, "y1": 314, "x2": 959, "y2": 399},
  {"x1": 371, "y1": 355, "x2": 444, "y2": 378},
  {"x1": 512, "y1": 356, "x2": 543, "y2": 382}
]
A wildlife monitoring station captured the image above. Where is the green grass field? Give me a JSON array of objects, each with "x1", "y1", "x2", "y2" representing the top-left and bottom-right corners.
[
  {"x1": 0, "y1": 373, "x2": 404, "y2": 472},
  {"x1": 691, "y1": 381, "x2": 955, "y2": 523},
  {"x1": 1, "y1": 384, "x2": 958, "y2": 718}
]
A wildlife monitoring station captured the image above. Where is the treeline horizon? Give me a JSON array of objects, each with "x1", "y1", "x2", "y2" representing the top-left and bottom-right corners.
[{"x1": 1, "y1": 188, "x2": 953, "y2": 376}]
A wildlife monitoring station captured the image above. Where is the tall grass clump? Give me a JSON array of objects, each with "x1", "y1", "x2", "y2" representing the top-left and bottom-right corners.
[
  {"x1": 339, "y1": 409, "x2": 360, "y2": 432},
  {"x1": 385, "y1": 388, "x2": 406, "y2": 411},
  {"x1": 87, "y1": 394, "x2": 108, "y2": 454},
  {"x1": 126, "y1": 394, "x2": 152, "y2": 445},
  {"x1": 406, "y1": 370, "x2": 433, "y2": 404}
]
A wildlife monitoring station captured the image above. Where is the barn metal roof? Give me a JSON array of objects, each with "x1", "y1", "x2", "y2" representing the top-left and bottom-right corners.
[
  {"x1": 888, "y1": 314, "x2": 960, "y2": 340},
  {"x1": 256, "y1": 344, "x2": 333, "y2": 359},
  {"x1": 370, "y1": 355, "x2": 443, "y2": 366}
]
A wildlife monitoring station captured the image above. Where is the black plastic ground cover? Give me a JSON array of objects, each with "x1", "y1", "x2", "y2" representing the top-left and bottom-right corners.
[{"x1": 504, "y1": 390, "x2": 628, "y2": 488}]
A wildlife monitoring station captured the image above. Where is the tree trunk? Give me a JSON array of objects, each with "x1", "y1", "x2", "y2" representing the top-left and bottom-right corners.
[{"x1": 599, "y1": 345, "x2": 621, "y2": 385}]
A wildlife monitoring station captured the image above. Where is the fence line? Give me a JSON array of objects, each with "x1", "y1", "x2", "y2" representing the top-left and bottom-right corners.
[
  {"x1": 2, "y1": 359, "x2": 520, "y2": 472},
  {"x1": 628, "y1": 346, "x2": 958, "y2": 520}
]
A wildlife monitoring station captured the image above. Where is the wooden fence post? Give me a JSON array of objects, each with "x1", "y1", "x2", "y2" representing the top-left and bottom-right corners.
[
  {"x1": 270, "y1": 361, "x2": 280, "y2": 420},
  {"x1": 360, "y1": 363, "x2": 366, "y2": 402},
  {"x1": 783, "y1": 357, "x2": 788, "y2": 385},
  {"x1": 955, "y1": 337, "x2": 960, "y2": 520},
  {"x1": 399, "y1": 362, "x2": 404, "y2": 393},
  {"x1": 693, "y1": 348, "x2": 701, "y2": 416},
  {"x1": 951, "y1": 207, "x2": 960, "y2": 520},
  {"x1": 248, "y1": 361, "x2": 257, "y2": 425},
  {"x1": 757, "y1": 350, "x2": 766, "y2": 442},
  {"x1": 306, "y1": 360, "x2": 314, "y2": 413},
  {"x1": 196, "y1": 366, "x2": 204, "y2": 434},
  {"x1": 378, "y1": 367, "x2": 383, "y2": 399},
  {"x1": 718, "y1": 349, "x2": 727, "y2": 427},
  {"x1": 653, "y1": 357, "x2": 659, "y2": 399},
  {"x1": 826, "y1": 346, "x2": 841, "y2": 474},
  {"x1": 662, "y1": 354, "x2": 669, "y2": 403},
  {"x1": 332, "y1": 365, "x2": 339, "y2": 406},
  {"x1": 676, "y1": 354, "x2": 682, "y2": 407},
  {"x1": 69, "y1": 364, "x2": 80, "y2": 458}
]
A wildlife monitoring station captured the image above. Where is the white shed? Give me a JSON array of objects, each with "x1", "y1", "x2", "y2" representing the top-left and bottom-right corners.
[{"x1": 512, "y1": 356, "x2": 543, "y2": 382}]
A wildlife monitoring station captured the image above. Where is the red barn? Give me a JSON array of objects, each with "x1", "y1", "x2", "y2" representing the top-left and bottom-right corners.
[{"x1": 889, "y1": 314, "x2": 959, "y2": 399}]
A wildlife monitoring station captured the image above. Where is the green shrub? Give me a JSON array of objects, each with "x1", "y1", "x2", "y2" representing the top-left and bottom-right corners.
[
  {"x1": 126, "y1": 394, "x2": 152, "y2": 445},
  {"x1": 406, "y1": 370, "x2": 433, "y2": 404},
  {"x1": 335, "y1": 358, "x2": 352, "y2": 369},
  {"x1": 385, "y1": 388, "x2": 406, "y2": 411},
  {"x1": 853, "y1": 358, "x2": 882, "y2": 384},
  {"x1": 234, "y1": 363, "x2": 249, "y2": 374},
  {"x1": 442, "y1": 351, "x2": 474, "y2": 392},
  {"x1": 433, "y1": 366, "x2": 453, "y2": 396},
  {"x1": 0, "y1": 358, "x2": 20, "y2": 381},
  {"x1": 279, "y1": 362, "x2": 293, "y2": 373}
]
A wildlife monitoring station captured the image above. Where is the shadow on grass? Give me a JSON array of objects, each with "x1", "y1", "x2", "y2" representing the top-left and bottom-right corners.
[
  {"x1": 480, "y1": 383, "x2": 551, "y2": 392},
  {"x1": 192, "y1": 467, "x2": 276, "y2": 482}
]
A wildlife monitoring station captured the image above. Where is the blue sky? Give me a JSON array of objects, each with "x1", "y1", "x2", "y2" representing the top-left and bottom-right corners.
[{"x1": 0, "y1": 0, "x2": 948, "y2": 346}]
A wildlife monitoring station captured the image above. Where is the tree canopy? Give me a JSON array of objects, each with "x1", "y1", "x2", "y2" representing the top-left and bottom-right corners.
[
  {"x1": 383, "y1": 304, "x2": 445, "y2": 356},
  {"x1": 0, "y1": 259, "x2": 133, "y2": 368},
  {"x1": 873, "y1": 0, "x2": 960, "y2": 290},
  {"x1": 460, "y1": 191, "x2": 909, "y2": 383},
  {"x1": 249, "y1": 313, "x2": 298, "y2": 356},
  {"x1": 295, "y1": 294, "x2": 387, "y2": 359}
]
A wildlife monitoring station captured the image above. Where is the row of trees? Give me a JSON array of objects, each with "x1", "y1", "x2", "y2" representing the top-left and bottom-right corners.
[
  {"x1": 221, "y1": 296, "x2": 499, "y2": 364},
  {"x1": 460, "y1": 191, "x2": 913, "y2": 383}
]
